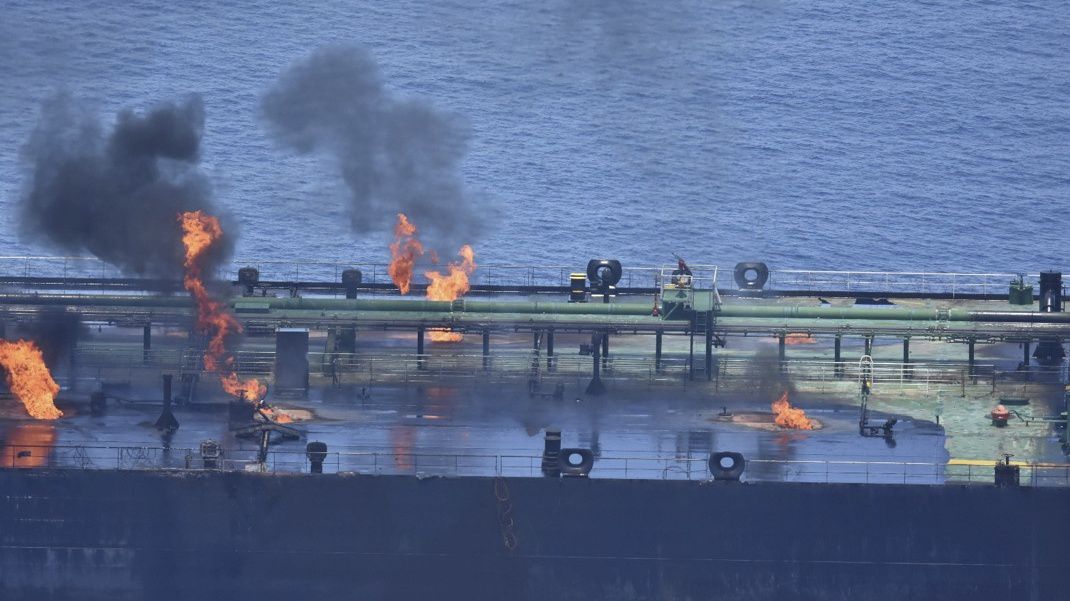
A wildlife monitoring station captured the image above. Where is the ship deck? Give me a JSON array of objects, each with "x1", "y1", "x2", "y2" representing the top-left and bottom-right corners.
[
  {"x1": 1, "y1": 266, "x2": 1069, "y2": 485},
  {"x1": 2, "y1": 328, "x2": 1067, "y2": 486}
]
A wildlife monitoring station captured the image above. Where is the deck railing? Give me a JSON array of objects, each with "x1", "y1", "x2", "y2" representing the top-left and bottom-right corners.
[
  {"x1": 0, "y1": 255, "x2": 1049, "y2": 297},
  {"x1": 67, "y1": 344, "x2": 1057, "y2": 394},
  {"x1": 764, "y1": 270, "x2": 1024, "y2": 296},
  {"x1": 3, "y1": 444, "x2": 1067, "y2": 487}
]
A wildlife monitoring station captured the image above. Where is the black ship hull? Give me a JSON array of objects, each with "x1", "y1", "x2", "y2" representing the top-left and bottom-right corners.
[{"x1": 1, "y1": 469, "x2": 1065, "y2": 601}]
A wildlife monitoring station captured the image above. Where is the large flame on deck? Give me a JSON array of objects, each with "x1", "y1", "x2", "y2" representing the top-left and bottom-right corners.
[
  {"x1": 0, "y1": 340, "x2": 63, "y2": 420},
  {"x1": 179, "y1": 211, "x2": 266, "y2": 403},
  {"x1": 771, "y1": 391, "x2": 814, "y2": 430},
  {"x1": 386, "y1": 213, "x2": 476, "y2": 342},
  {"x1": 388, "y1": 213, "x2": 425, "y2": 294},
  {"x1": 425, "y1": 245, "x2": 476, "y2": 342}
]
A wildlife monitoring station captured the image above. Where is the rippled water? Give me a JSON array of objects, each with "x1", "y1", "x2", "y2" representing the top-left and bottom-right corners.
[{"x1": 2, "y1": 0, "x2": 1068, "y2": 277}]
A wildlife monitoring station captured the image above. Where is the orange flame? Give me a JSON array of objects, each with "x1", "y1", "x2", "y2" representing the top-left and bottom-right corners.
[
  {"x1": 2, "y1": 423, "x2": 57, "y2": 467},
  {"x1": 219, "y1": 371, "x2": 267, "y2": 404},
  {"x1": 428, "y1": 330, "x2": 464, "y2": 343},
  {"x1": 425, "y1": 244, "x2": 476, "y2": 342},
  {"x1": 783, "y1": 332, "x2": 815, "y2": 345},
  {"x1": 0, "y1": 340, "x2": 63, "y2": 420},
  {"x1": 260, "y1": 406, "x2": 294, "y2": 424},
  {"x1": 388, "y1": 213, "x2": 424, "y2": 294},
  {"x1": 426, "y1": 244, "x2": 476, "y2": 300},
  {"x1": 771, "y1": 391, "x2": 814, "y2": 430},
  {"x1": 179, "y1": 211, "x2": 266, "y2": 403}
]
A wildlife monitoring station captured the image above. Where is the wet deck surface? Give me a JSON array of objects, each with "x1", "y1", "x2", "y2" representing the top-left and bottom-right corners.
[
  {"x1": 1, "y1": 313, "x2": 1068, "y2": 484},
  {"x1": 1, "y1": 379, "x2": 955, "y2": 483}
]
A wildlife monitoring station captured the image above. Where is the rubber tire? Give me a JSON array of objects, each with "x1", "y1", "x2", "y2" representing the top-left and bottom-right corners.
[
  {"x1": 586, "y1": 259, "x2": 623, "y2": 288},
  {"x1": 560, "y1": 448, "x2": 595, "y2": 477},
  {"x1": 733, "y1": 262, "x2": 769, "y2": 290},
  {"x1": 709, "y1": 451, "x2": 746, "y2": 481}
]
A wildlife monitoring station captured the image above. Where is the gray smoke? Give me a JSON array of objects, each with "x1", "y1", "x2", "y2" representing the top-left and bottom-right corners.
[
  {"x1": 17, "y1": 309, "x2": 86, "y2": 368},
  {"x1": 19, "y1": 94, "x2": 234, "y2": 277},
  {"x1": 261, "y1": 45, "x2": 483, "y2": 249},
  {"x1": 745, "y1": 346, "x2": 796, "y2": 401}
]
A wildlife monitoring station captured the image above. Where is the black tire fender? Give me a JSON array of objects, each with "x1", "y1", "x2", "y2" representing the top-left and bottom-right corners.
[
  {"x1": 709, "y1": 451, "x2": 746, "y2": 481},
  {"x1": 560, "y1": 448, "x2": 595, "y2": 477},
  {"x1": 733, "y1": 262, "x2": 769, "y2": 290},
  {"x1": 586, "y1": 260, "x2": 623, "y2": 288}
]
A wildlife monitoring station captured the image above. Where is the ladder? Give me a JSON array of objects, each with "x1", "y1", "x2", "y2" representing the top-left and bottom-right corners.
[
  {"x1": 689, "y1": 310, "x2": 716, "y2": 381},
  {"x1": 858, "y1": 355, "x2": 896, "y2": 438}
]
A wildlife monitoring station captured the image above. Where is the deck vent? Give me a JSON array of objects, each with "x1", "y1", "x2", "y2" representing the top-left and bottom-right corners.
[
  {"x1": 341, "y1": 269, "x2": 362, "y2": 299},
  {"x1": 541, "y1": 430, "x2": 562, "y2": 477},
  {"x1": 1039, "y1": 272, "x2": 1062, "y2": 312}
]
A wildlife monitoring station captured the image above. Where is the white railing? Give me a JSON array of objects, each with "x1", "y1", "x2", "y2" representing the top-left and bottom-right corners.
[
  {"x1": 7, "y1": 255, "x2": 1043, "y2": 297},
  {"x1": 755, "y1": 270, "x2": 1029, "y2": 296},
  {"x1": 3, "y1": 444, "x2": 1068, "y2": 487},
  {"x1": 0, "y1": 255, "x2": 705, "y2": 289},
  {"x1": 67, "y1": 345, "x2": 1053, "y2": 394}
]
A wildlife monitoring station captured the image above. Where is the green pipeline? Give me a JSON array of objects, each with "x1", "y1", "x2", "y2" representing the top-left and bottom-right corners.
[{"x1": 2, "y1": 294, "x2": 1070, "y2": 324}]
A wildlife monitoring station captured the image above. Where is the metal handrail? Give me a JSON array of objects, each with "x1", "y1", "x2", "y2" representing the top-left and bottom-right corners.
[
  {"x1": 0, "y1": 255, "x2": 1052, "y2": 294},
  {"x1": 3, "y1": 444, "x2": 1068, "y2": 487},
  {"x1": 762, "y1": 270, "x2": 1032, "y2": 296},
  {"x1": 67, "y1": 344, "x2": 1053, "y2": 393}
]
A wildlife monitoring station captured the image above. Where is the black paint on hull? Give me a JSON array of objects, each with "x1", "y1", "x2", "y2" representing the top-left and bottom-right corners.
[{"x1": 1, "y1": 469, "x2": 1066, "y2": 601}]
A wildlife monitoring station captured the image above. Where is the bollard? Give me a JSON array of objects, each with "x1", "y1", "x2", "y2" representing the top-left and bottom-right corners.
[
  {"x1": 306, "y1": 442, "x2": 328, "y2": 474},
  {"x1": 541, "y1": 430, "x2": 562, "y2": 477},
  {"x1": 200, "y1": 440, "x2": 221, "y2": 470},
  {"x1": 994, "y1": 454, "x2": 1020, "y2": 487}
]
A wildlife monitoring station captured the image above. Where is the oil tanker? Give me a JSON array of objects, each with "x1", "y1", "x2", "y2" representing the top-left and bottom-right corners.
[{"x1": 1, "y1": 259, "x2": 1068, "y2": 600}]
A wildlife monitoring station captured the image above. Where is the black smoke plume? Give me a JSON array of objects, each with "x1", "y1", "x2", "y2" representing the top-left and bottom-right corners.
[
  {"x1": 744, "y1": 346, "x2": 795, "y2": 401},
  {"x1": 16, "y1": 309, "x2": 87, "y2": 367},
  {"x1": 262, "y1": 45, "x2": 484, "y2": 250},
  {"x1": 19, "y1": 94, "x2": 234, "y2": 277}
]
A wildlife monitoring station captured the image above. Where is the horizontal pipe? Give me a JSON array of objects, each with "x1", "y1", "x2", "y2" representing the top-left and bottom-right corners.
[
  {"x1": 0, "y1": 294, "x2": 653, "y2": 316},
  {"x1": 231, "y1": 297, "x2": 655, "y2": 315},
  {"x1": 964, "y1": 311, "x2": 1070, "y2": 323},
  {"x1": 2, "y1": 293, "x2": 1070, "y2": 325}
]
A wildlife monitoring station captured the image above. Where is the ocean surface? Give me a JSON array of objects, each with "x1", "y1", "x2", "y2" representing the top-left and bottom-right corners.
[{"x1": 2, "y1": 0, "x2": 1068, "y2": 278}]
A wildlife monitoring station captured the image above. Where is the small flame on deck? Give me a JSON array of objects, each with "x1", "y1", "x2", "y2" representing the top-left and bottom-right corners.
[
  {"x1": 179, "y1": 211, "x2": 266, "y2": 403},
  {"x1": 771, "y1": 391, "x2": 814, "y2": 430},
  {"x1": 783, "y1": 332, "x2": 815, "y2": 345},
  {"x1": 260, "y1": 405, "x2": 294, "y2": 424},
  {"x1": 0, "y1": 340, "x2": 63, "y2": 420},
  {"x1": 388, "y1": 213, "x2": 425, "y2": 294}
]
